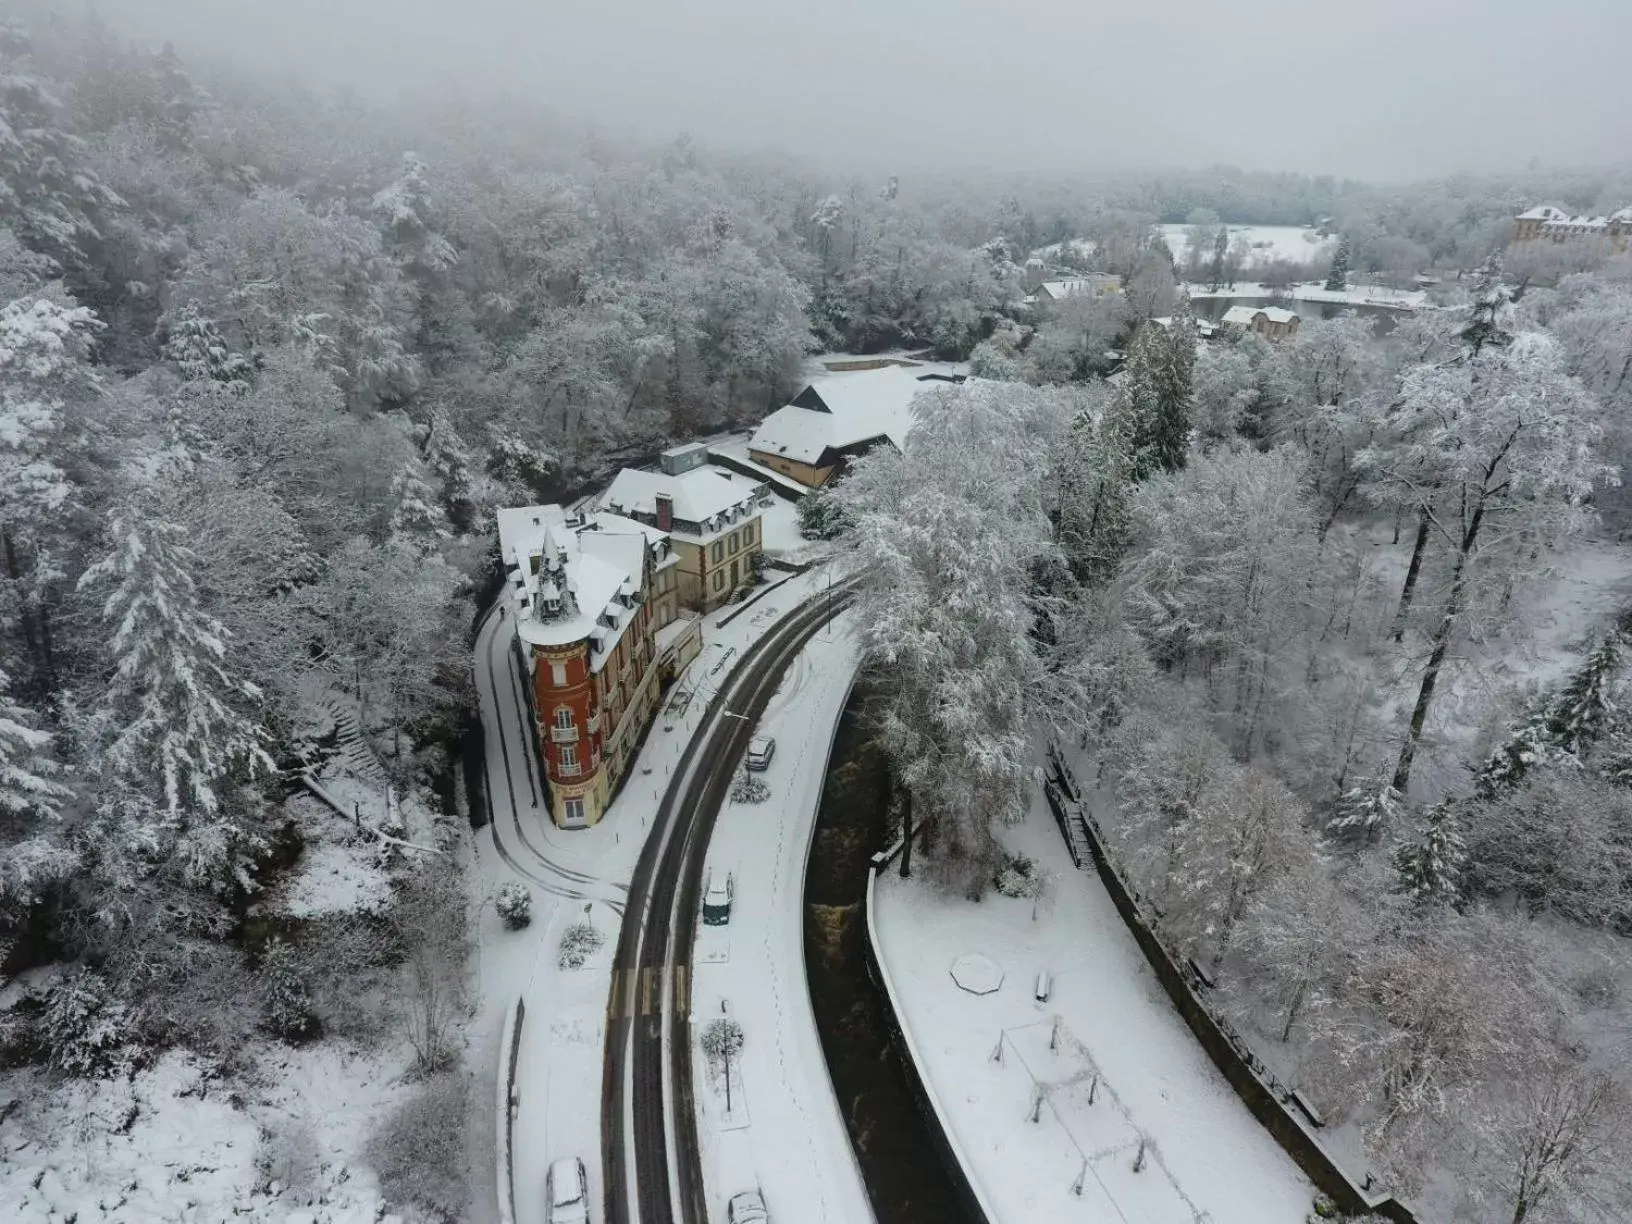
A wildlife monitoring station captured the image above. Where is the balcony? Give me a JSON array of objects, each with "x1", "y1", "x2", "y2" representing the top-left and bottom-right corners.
[
  {"x1": 550, "y1": 724, "x2": 579, "y2": 744},
  {"x1": 585, "y1": 712, "x2": 602, "y2": 735}
]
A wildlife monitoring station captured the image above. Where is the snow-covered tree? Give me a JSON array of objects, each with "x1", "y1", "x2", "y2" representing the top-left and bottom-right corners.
[
  {"x1": 1324, "y1": 236, "x2": 1350, "y2": 292},
  {"x1": 1121, "y1": 315, "x2": 1194, "y2": 477},
  {"x1": 834, "y1": 380, "x2": 1079, "y2": 895},
  {"x1": 1328, "y1": 778, "x2": 1404, "y2": 844},
  {"x1": 1054, "y1": 390, "x2": 1134, "y2": 585},
  {"x1": 160, "y1": 300, "x2": 254, "y2": 390},
  {"x1": 1392, "y1": 800, "x2": 1466, "y2": 906},
  {"x1": 78, "y1": 513, "x2": 274, "y2": 865},
  {"x1": 1362, "y1": 332, "x2": 1614, "y2": 794},
  {"x1": 0, "y1": 665, "x2": 71, "y2": 919}
]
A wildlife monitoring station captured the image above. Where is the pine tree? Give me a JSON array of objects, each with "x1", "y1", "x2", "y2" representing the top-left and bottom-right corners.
[
  {"x1": 1123, "y1": 317, "x2": 1193, "y2": 478},
  {"x1": 1057, "y1": 401, "x2": 1134, "y2": 584},
  {"x1": 260, "y1": 936, "x2": 318, "y2": 1040},
  {"x1": 1324, "y1": 236, "x2": 1350, "y2": 292},
  {"x1": 1474, "y1": 706, "x2": 1557, "y2": 802},
  {"x1": 388, "y1": 460, "x2": 452, "y2": 542},
  {"x1": 149, "y1": 42, "x2": 199, "y2": 153},
  {"x1": 1328, "y1": 778, "x2": 1402, "y2": 843},
  {"x1": 161, "y1": 301, "x2": 255, "y2": 390},
  {"x1": 79, "y1": 514, "x2": 274, "y2": 828},
  {"x1": 1546, "y1": 629, "x2": 1622, "y2": 756},
  {"x1": 1462, "y1": 254, "x2": 1514, "y2": 355},
  {"x1": 1393, "y1": 800, "x2": 1467, "y2": 905},
  {"x1": 0, "y1": 666, "x2": 71, "y2": 918}
]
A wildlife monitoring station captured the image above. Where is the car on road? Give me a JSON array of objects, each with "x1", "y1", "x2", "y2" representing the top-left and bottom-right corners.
[
  {"x1": 546, "y1": 1157, "x2": 590, "y2": 1224},
  {"x1": 727, "y1": 1189, "x2": 770, "y2": 1224},
  {"x1": 745, "y1": 736, "x2": 776, "y2": 771},
  {"x1": 703, "y1": 870, "x2": 734, "y2": 925}
]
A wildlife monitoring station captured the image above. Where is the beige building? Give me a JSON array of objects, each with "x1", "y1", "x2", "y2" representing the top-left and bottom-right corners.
[
  {"x1": 598, "y1": 457, "x2": 766, "y2": 614},
  {"x1": 1221, "y1": 304, "x2": 1300, "y2": 342},
  {"x1": 748, "y1": 366, "x2": 958, "y2": 488},
  {"x1": 1511, "y1": 204, "x2": 1632, "y2": 251}
]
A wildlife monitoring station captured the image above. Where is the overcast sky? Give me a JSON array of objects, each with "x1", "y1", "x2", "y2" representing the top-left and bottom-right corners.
[{"x1": 103, "y1": 0, "x2": 1632, "y2": 181}]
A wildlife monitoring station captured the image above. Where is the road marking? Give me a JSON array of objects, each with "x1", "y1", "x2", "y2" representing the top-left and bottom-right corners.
[
  {"x1": 641, "y1": 967, "x2": 656, "y2": 1016},
  {"x1": 673, "y1": 964, "x2": 688, "y2": 1016}
]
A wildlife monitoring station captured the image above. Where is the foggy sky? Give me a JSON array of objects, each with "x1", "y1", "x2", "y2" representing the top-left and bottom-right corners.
[{"x1": 105, "y1": 0, "x2": 1632, "y2": 182}]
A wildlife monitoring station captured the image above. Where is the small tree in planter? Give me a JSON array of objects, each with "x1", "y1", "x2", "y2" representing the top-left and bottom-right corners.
[
  {"x1": 701, "y1": 1016, "x2": 746, "y2": 1114},
  {"x1": 558, "y1": 921, "x2": 604, "y2": 969},
  {"x1": 496, "y1": 881, "x2": 532, "y2": 930},
  {"x1": 731, "y1": 768, "x2": 770, "y2": 804}
]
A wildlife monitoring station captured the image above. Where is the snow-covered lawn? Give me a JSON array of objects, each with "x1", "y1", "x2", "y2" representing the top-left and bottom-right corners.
[
  {"x1": 688, "y1": 617, "x2": 873, "y2": 1224},
  {"x1": 1160, "y1": 223, "x2": 1335, "y2": 269},
  {"x1": 0, "y1": 1043, "x2": 413, "y2": 1224},
  {"x1": 871, "y1": 790, "x2": 1316, "y2": 1224},
  {"x1": 469, "y1": 566, "x2": 846, "y2": 1224},
  {"x1": 1186, "y1": 280, "x2": 1427, "y2": 310}
]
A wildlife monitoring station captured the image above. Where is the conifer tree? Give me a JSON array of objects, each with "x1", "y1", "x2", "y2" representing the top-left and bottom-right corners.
[
  {"x1": 1324, "y1": 236, "x2": 1350, "y2": 292},
  {"x1": 1546, "y1": 629, "x2": 1621, "y2": 756},
  {"x1": 1123, "y1": 315, "x2": 1194, "y2": 478},
  {"x1": 1394, "y1": 800, "x2": 1467, "y2": 904},
  {"x1": 161, "y1": 301, "x2": 255, "y2": 390},
  {"x1": 1462, "y1": 254, "x2": 1514, "y2": 356},
  {"x1": 0, "y1": 665, "x2": 71, "y2": 918}
]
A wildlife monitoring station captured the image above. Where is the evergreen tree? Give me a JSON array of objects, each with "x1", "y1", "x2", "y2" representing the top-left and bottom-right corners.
[
  {"x1": 78, "y1": 514, "x2": 274, "y2": 832},
  {"x1": 1324, "y1": 236, "x2": 1350, "y2": 292},
  {"x1": 259, "y1": 936, "x2": 318, "y2": 1040},
  {"x1": 1123, "y1": 316, "x2": 1194, "y2": 478},
  {"x1": 1329, "y1": 778, "x2": 1402, "y2": 843},
  {"x1": 1393, "y1": 800, "x2": 1467, "y2": 905},
  {"x1": 161, "y1": 301, "x2": 255, "y2": 390},
  {"x1": 388, "y1": 460, "x2": 452, "y2": 543},
  {"x1": 797, "y1": 482, "x2": 851, "y2": 540},
  {"x1": 149, "y1": 42, "x2": 199, "y2": 152},
  {"x1": 0, "y1": 665, "x2": 71, "y2": 919},
  {"x1": 1474, "y1": 705, "x2": 1557, "y2": 802},
  {"x1": 1462, "y1": 253, "x2": 1514, "y2": 355},
  {"x1": 1209, "y1": 225, "x2": 1229, "y2": 292},
  {"x1": 1057, "y1": 400, "x2": 1134, "y2": 584},
  {"x1": 1546, "y1": 629, "x2": 1622, "y2": 756}
]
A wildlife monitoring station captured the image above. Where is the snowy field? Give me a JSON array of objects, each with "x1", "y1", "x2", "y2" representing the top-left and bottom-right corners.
[
  {"x1": 1185, "y1": 280, "x2": 1427, "y2": 309},
  {"x1": 688, "y1": 616, "x2": 872, "y2": 1224},
  {"x1": 872, "y1": 792, "x2": 1316, "y2": 1224},
  {"x1": 1159, "y1": 223, "x2": 1335, "y2": 269},
  {"x1": 469, "y1": 566, "x2": 846, "y2": 1224}
]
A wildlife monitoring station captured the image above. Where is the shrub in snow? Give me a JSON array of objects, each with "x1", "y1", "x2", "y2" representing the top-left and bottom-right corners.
[
  {"x1": 259, "y1": 937, "x2": 319, "y2": 1041},
  {"x1": 558, "y1": 921, "x2": 604, "y2": 970},
  {"x1": 730, "y1": 769, "x2": 770, "y2": 805},
  {"x1": 700, "y1": 1016, "x2": 744, "y2": 1075},
  {"x1": 365, "y1": 1070, "x2": 470, "y2": 1219},
  {"x1": 43, "y1": 968, "x2": 130, "y2": 1077},
  {"x1": 495, "y1": 881, "x2": 532, "y2": 929},
  {"x1": 993, "y1": 851, "x2": 1043, "y2": 899},
  {"x1": 797, "y1": 484, "x2": 850, "y2": 541}
]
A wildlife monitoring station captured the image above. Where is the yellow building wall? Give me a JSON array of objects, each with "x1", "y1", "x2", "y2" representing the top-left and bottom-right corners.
[{"x1": 747, "y1": 449, "x2": 838, "y2": 488}]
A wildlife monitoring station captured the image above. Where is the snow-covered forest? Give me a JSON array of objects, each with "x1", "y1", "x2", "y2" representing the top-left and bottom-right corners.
[
  {"x1": 5, "y1": 1, "x2": 1632, "y2": 1220},
  {"x1": 838, "y1": 260, "x2": 1632, "y2": 1218}
]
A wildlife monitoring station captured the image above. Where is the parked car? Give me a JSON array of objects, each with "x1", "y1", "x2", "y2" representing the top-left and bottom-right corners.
[
  {"x1": 546, "y1": 1157, "x2": 590, "y2": 1224},
  {"x1": 1034, "y1": 970, "x2": 1052, "y2": 1003},
  {"x1": 703, "y1": 870, "x2": 735, "y2": 925},
  {"x1": 727, "y1": 1189, "x2": 770, "y2": 1224},
  {"x1": 745, "y1": 736, "x2": 776, "y2": 771}
]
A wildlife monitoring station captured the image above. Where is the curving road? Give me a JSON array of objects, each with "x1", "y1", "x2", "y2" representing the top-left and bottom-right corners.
[{"x1": 602, "y1": 584, "x2": 856, "y2": 1224}]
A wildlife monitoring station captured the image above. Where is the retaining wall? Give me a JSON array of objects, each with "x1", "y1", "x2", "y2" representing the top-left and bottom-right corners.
[{"x1": 496, "y1": 996, "x2": 526, "y2": 1224}]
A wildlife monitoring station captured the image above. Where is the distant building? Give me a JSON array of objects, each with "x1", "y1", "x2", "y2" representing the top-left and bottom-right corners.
[
  {"x1": 747, "y1": 365, "x2": 962, "y2": 488},
  {"x1": 1511, "y1": 204, "x2": 1632, "y2": 252},
  {"x1": 1151, "y1": 315, "x2": 1217, "y2": 340},
  {"x1": 1032, "y1": 275, "x2": 1121, "y2": 304},
  {"x1": 1221, "y1": 304, "x2": 1300, "y2": 341},
  {"x1": 496, "y1": 505, "x2": 700, "y2": 829},
  {"x1": 598, "y1": 461, "x2": 765, "y2": 614}
]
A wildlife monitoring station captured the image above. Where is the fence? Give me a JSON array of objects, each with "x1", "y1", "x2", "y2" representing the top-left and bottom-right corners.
[{"x1": 1043, "y1": 748, "x2": 1418, "y2": 1224}]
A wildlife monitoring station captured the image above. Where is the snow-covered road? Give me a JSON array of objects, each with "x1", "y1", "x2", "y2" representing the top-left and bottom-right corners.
[
  {"x1": 467, "y1": 569, "x2": 852, "y2": 1224},
  {"x1": 688, "y1": 616, "x2": 875, "y2": 1224}
]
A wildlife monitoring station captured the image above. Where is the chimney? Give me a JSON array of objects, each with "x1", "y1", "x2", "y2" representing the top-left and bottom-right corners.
[{"x1": 655, "y1": 493, "x2": 673, "y2": 532}]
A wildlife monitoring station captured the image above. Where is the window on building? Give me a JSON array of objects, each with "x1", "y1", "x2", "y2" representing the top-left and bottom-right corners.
[
  {"x1": 711, "y1": 540, "x2": 724, "y2": 563},
  {"x1": 563, "y1": 797, "x2": 585, "y2": 823},
  {"x1": 743, "y1": 520, "x2": 756, "y2": 544},
  {"x1": 728, "y1": 530, "x2": 739, "y2": 554},
  {"x1": 559, "y1": 743, "x2": 579, "y2": 775},
  {"x1": 553, "y1": 707, "x2": 574, "y2": 730},
  {"x1": 550, "y1": 660, "x2": 567, "y2": 686},
  {"x1": 713, "y1": 571, "x2": 725, "y2": 592}
]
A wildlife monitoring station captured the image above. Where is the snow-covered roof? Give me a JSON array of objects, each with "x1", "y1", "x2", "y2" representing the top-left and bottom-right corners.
[
  {"x1": 1517, "y1": 204, "x2": 1571, "y2": 222},
  {"x1": 1516, "y1": 203, "x2": 1632, "y2": 230},
  {"x1": 495, "y1": 504, "x2": 668, "y2": 670},
  {"x1": 748, "y1": 366, "x2": 946, "y2": 466},
  {"x1": 1222, "y1": 305, "x2": 1298, "y2": 326},
  {"x1": 1036, "y1": 276, "x2": 1119, "y2": 302},
  {"x1": 1151, "y1": 315, "x2": 1217, "y2": 337},
  {"x1": 598, "y1": 466, "x2": 762, "y2": 542}
]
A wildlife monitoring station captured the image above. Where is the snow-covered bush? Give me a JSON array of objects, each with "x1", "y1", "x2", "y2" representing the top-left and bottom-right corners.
[
  {"x1": 43, "y1": 969, "x2": 131, "y2": 1077},
  {"x1": 797, "y1": 484, "x2": 851, "y2": 541},
  {"x1": 730, "y1": 768, "x2": 770, "y2": 804},
  {"x1": 365, "y1": 1070, "x2": 470, "y2": 1219},
  {"x1": 558, "y1": 921, "x2": 604, "y2": 969},
  {"x1": 495, "y1": 880, "x2": 532, "y2": 929},
  {"x1": 259, "y1": 937, "x2": 319, "y2": 1041},
  {"x1": 700, "y1": 1016, "x2": 744, "y2": 1074},
  {"x1": 993, "y1": 851, "x2": 1043, "y2": 899}
]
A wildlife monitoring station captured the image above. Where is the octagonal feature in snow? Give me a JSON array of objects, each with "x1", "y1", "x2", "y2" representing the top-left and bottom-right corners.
[{"x1": 949, "y1": 952, "x2": 1004, "y2": 996}]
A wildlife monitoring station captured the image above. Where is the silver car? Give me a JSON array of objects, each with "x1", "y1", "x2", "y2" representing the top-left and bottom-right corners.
[
  {"x1": 745, "y1": 736, "x2": 776, "y2": 771},
  {"x1": 546, "y1": 1157, "x2": 590, "y2": 1224}
]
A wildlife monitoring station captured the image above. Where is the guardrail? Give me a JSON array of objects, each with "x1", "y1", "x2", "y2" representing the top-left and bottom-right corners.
[
  {"x1": 497, "y1": 996, "x2": 526, "y2": 1224},
  {"x1": 865, "y1": 828, "x2": 997, "y2": 1224},
  {"x1": 1043, "y1": 748, "x2": 1416, "y2": 1223}
]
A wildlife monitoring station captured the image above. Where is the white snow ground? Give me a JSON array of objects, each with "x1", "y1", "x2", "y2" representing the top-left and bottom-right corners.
[
  {"x1": 1160, "y1": 223, "x2": 1335, "y2": 269},
  {"x1": 469, "y1": 567, "x2": 849, "y2": 1224},
  {"x1": 1186, "y1": 280, "x2": 1427, "y2": 309},
  {"x1": 872, "y1": 789, "x2": 1316, "y2": 1224},
  {"x1": 688, "y1": 616, "x2": 873, "y2": 1224}
]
